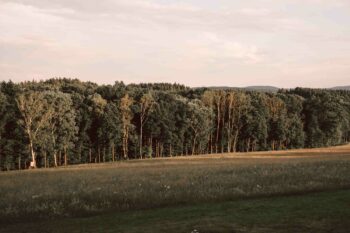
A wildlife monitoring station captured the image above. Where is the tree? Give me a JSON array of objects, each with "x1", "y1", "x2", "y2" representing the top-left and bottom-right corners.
[
  {"x1": 1, "y1": 79, "x2": 350, "y2": 171},
  {"x1": 98, "y1": 103, "x2": 122, "y2": 162},
  {"x1": 0, "y1": 81, "x2": 27, "y2": 171},
  {"x1": 202, "y1": 90, "x2": 225, "y2": 153},
  {"x1": 278, "y1": 94, "x2": 305, "y2": 149},
  {"x1": 240, "y1": 92, "x2": 268, "y2": 152},
  {"x1": 120, "y1": 94, "x2": 134, "y2": 159},
  {"x1": 45, "y1": 91, "x2": 77, "y2": 167},
  {"x1": 16, "y1": 91, "x2": 54, "y2": 168},
  {"x1": 0, "y1": 90, "x2": 8, "y2": 170},
  {"x1": 264, "y1": 95, "x2": 288, "y2": 150},
  {"x1": 225, "y1": 92, "x2": 251, "y2": 152},
  {"x1": 88, "y1": 93, "x2": 107, "y2": 163},
  {"x1": 138, "y1": 92, "x2": 155, "y2": 159},
  {"x1": 187, "y1": 99, "x2": 213, "y2": 155}
]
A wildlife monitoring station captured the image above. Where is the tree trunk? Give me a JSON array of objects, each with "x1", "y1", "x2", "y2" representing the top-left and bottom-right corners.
[
  {"x1": 227, "y1": 107, "x2": 232, "y2": 153},
  {"x1": 221, "y1": 105, "x2": 226, "y2": 154},
  {"x1": 103, "y1": 147, "x2": 106, "y2": 163},
  {"x1": 208, "y1": 134, "x2": 211, "y2": 154},
  {"x1": 157, "y1": 143, "x2": 159, "y2": 157},
  {"x1": 150, "y1": 136, "x2": 153, "y2": 158},
  {"x1": 279, "y1": 141, "x2": 284, "y2": 150},
  {"x1": 216, "y1": 105, "x2": 220, "y2": 153},
  {"x1": 155, "y1": 140, "x2": 157, "y2": 158},
  {"x1": 58, "y1": 151, "x2": 62, "y2": 166},
  {"x1": 232, "y1": 130, "x2": 239, "y2": 153},
  {"x1": 44, "y1": 151, "x2": 47, "y2": 168},
  {"x1": 192, "y1": 136, "x2": 197, "y2": 155},
  {"x1": 112, "y1": 143, "x2": 115, "y2": 162},
  {"x1": 29, "y1": 140, "x2": 36, "y2": 168},
  {"x1": 246, "y1": 138, "x2": 251, "y2": 152},
  {"x1": 124, "y1": 128, "x2": 127, "y2": 159},
  {"x1": 123, "y1": 125, "x2": 129, "y2": 160},
  {"x1": 227, "y1": 140, "x2": 231, "y2": 153},
  {"x1": 64, "y1": 146, "x2": 68, "y2": 166},
  {"x1": 78, "y1": 146, "x2": 82, "y2": 164},
  {"x1": 89, "y1": 148, "x2": 92, "y2": 163},
  {"x1": 181, "y1": 142, "x2": 184, "y2": 156},
  {"x1": 158, "y1": 141, "x2": 160, "y2": 158},
  {"x1": 54, "y1": 152, "x2": 58, "y2": 167},
  {"x1": 140, "y1": 122, "x2": 143, "y2": 159},
  {"x1": 0, "y1": 135, "x2": 2, "y2": 171},
  {"x1": 18, "y1": 156, "x2": 21, "y2": 170}
]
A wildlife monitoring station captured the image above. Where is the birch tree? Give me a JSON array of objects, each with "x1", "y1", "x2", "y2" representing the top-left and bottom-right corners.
[
  {"x1": 120, "y1": 94, "x2": 133, "y2": 159},
  {"x1": 16, "y1": 91, "x2": 53, "y2": 168},
  {"x1": 226, "y1": 92, "x2": 250, "y2": 152}
]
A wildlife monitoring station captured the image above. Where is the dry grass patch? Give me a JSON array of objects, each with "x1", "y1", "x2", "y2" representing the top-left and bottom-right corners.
[{"x1": 1, "y1": 144, "x2": 350, "y2": 223}]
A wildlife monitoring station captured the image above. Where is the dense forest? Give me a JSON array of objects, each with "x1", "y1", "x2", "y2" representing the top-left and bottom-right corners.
[{"x1": 0, "y1": 78, "x2": 349, "y2": 171}]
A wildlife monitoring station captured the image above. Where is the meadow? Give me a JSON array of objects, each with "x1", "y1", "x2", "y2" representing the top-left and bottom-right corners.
[{"x1": 1, "y1": 144, "x2": 350, "y2": 232}]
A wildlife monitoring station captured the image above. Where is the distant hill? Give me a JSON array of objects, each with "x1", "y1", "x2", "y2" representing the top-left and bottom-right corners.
[
  {"x1": 206, "y1": 86, "x2": 279, "y2": 93},
  {"x1": 243, "y1": 86, "x2": 279, "y2": 93},
  {"x1": 203, "y1": 85, "x2": 350, "y2": 92},
  {"x1": 330, "y1": 86, "x2": 350, "y2": 91}
]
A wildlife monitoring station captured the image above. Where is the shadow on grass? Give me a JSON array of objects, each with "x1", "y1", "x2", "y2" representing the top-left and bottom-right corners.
[{"x1": 2, "y1": 189, "x2": 350, "y2": 233}]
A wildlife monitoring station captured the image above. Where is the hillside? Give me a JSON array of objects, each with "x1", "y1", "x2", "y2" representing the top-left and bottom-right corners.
[
  {"x1": 1, "y1": 144, "x2": 350, "y2": 233},
  {"x1": 331, "y1": 85, "x2": 350, "y2": 91},
  {"x1": 206, "y1": 85, "x2": 279, "y2": 92},
  {"x1": 244, "y1": 85, "x2": 280, "y2": 92}
]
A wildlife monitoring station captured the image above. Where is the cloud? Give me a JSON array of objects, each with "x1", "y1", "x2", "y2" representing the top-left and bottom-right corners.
[
  {"x1": 187, "y1": 33, "x2": 264, "y2": 64},
  {"x1": 290, "y1": 0, "x2": 350, "y2": 7},
  {"x1": 0, "y1": 0, "x2": 311, "y2": 32},
  {"x1": 0, "y1": 0, "x2": 350, "y2": 87}
]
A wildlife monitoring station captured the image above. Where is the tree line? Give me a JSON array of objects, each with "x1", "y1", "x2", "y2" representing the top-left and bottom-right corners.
[{"x1": 0, "y1": 78, "x2": 349, "y2": 170}]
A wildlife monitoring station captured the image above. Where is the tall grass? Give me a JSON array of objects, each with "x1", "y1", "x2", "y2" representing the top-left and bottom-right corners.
[{"x1": 1, "y1": 152, "x2": 350, "y2": 223}]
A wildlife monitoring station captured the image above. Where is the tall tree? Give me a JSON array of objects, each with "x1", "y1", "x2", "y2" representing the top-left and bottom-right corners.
[
  {"x1": 88, "y1": 93, "x2": 107, "y2": 163},
  {"x1": 266, "y1": 96, "x2": 288, "y2": 150},
  {"x1": 16, "y1": 91, "x2": 54, "y2": 168},
  {"x1": 120, "y1": 94, "x2": 134, "y2": 159},
  {"x1": 187, "y1": 99, "x2": 213, "y2": 155},
  {"x1": 225, "y1": 92, "x2": 251, "y2": 152},
  {"x1": 98, "y1": 102, "x2": 122, "y2": 162},
  {"x1": 202, "y1": 90, "x2": 225, "y2": 153},
  {"x1": 45, "y1": 91, "x2": 77, "y2": 166},
  {"x1": 240, "y1": 92, "x2": 268, "y2": 152},
  {"x1": 139, "y1": 92, "x2": 155, "y2": 159},
  {"x1": 0, "y1": 90, "x2": 8, "y2": 170}
]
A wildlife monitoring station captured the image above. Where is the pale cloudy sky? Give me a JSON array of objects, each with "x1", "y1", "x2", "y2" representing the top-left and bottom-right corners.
[{"x1": 0, "y1": 0, "x2": 349, "y2": 87}]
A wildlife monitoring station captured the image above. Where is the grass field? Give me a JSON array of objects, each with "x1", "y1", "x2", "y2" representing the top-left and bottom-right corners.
[
  {"x1": 1, "y1": 144, "x2": 350, "y2": 232},
  {"x1": 2, "y1": 190, "x2": 350, "y2": 233}
]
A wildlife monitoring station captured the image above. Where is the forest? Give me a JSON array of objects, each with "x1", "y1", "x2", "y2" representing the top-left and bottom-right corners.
[{"x1": 0, "y1": 78, "x2": 349, "y2": 171}]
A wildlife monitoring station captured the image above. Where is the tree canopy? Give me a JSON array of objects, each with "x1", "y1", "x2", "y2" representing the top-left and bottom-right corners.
[{"x1": 0, "y1": 79, "x2": 349, "y2": 170}]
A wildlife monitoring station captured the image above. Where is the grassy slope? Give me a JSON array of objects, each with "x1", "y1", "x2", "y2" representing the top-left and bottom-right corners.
[
  {"x1": 2, "y1": 189, "x2": 350, "y2": 233},
  {"x1": 1, "y1": 144, "x2": 350, "y2": 232}
]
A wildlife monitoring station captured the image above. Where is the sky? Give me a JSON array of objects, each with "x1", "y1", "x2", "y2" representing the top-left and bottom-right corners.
[{"x1": 0, "y1": 0, "x2": 350, "y2": 88}]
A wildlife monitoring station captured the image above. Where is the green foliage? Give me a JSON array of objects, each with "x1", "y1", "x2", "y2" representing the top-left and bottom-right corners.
[{"x1": 1, "y1": 78, "x2": 350, "y2": 169}]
